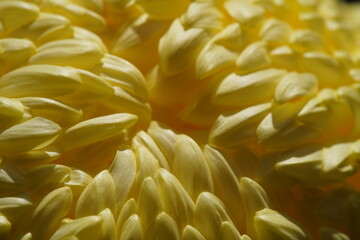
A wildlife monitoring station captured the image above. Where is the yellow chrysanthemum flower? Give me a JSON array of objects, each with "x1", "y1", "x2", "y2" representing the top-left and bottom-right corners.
[{"x1": 0, "y1": 0, "x2": 360, "y2": 239}]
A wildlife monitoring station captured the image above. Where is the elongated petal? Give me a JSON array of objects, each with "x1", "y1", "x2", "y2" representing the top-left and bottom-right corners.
[
  {"x1": 147, "y1": 121, "x2": 177, "y2": 166},
  {"x1": 98, "y1": 209, "x2": 116, "y2": 240},
  {"x1": 132, "y1": 131, "x2": 169, "y2": 170},
  {"x1": 64, "y1": 169, "x2": 92, "y2": 197},
  {"x1": 240, "y1": 177, "x2": 270, "y2": 238},
  {"x1": 0, "y1": 65, "x2": 82, "y2": 98},
  {"x1": 49, "y1": 216, "x2": 104, "y2": 240},
  {"x1": 137, "y1": 177, "x2": 162, "y2": 229},
  {"x1": 224, "y1": 0, "x2": 264, "y2": 27},
  {"x1": 19, "y1": 97, "x2": 82, "y2": 125},
  {"x1": 155, "y1": 169, "x2": 195, "y2": 229},
  {"x1": 194, "y1": 192, "x2": 231, "y2": 240},
  {"x1": 29, "y1": 39, "x2": 104, "y2": 69},
  {"x1": 0, "y1": 38, "x2": 35, "y2": 74},
  {"x1": 0, "y1": 194, "x2": 32, "y2": 223},
  {"x1": 0, "y1": 97, "x2": 24, "y2": 120},
  {"x1": 76, "y1": 170, "x2": 117, "y2": 218},
  {"x1": 11, "y1": 12, "x2": 72, "y2": 45},
  {"x1": 254, "y1": 208, "x2": 309, "y2": 240},
  {"x1": 119, "y1": 214, "x2": 143, "y2": 240},
  {"x1": 91, "y1": 54, "x2": 147, "y2": 98},
  {"x1": 274, "y1": 72, "x2": 318, "y2": 105},
  {"x1": 115, "y1": 198, "x2": 137, "y2": 232},
  {"x1": 220, "y1": 221, "x2": 242, "y2": 240},
  {"x1": 214, "y1": 68, "x2": 286, "y2": 107},
  {"x1": 0, "y1": 165, "x2": 26, "y2": 192},
  {"x1": 203, "y1": 146, "x2": 244, "y2": 230},
  {"x1": 109, "y1": 149, "x2": 136, "y2": 205},
  {"x1": 159, "y1": 19, "x2": 208, "y2": 75},
  {"x1": 173, "y1": 135, "x2": 213, "y2": 199},
  {"x1": 0, "y1": 117, "x2": 61, "y2": 155},
  {"x1": 209, "y1": 103, "x2": 271, "y2": 148},
  {"x1": 182, "y1": 225, "x2": 206, "y2": 240},
  {"x1": 61, "y1": 113, "x2": 137, "y2": 151},
  {"x1": 0, "y1": 1, "x2": 39, "y2": 33},
  {"x1": 25, "y1": 164, "x2": 71, "y2": 192},
  {"x1": 236, "y1": 41, "x2": 271, "y2": 74},
  {"x1": 134, "y1": 146, "x2": 160, "y2": 189},
  {"x1": 100, "y1": 87, "x2": 151, "y2": 125},
  {"x1": 146, "y1": 212, "x2": 179, "y2": 240},
  {"x1": 31, "y1": 187, "x2": 73, "y2": 240},
  {"x1": 0, "y1": 213, "x2": 11, "y2": 239}
]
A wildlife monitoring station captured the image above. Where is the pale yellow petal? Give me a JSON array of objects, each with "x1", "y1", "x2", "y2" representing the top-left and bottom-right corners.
[
  {"x1": 0, "y1": 65, "x2": 82, "y2": 98},
  {"x1": 172, "y1": 135, "x2": 214, "y2": 199},
  {"x1": 119, "y1": 214, "x2": 143, "y2": 240},
  {"x1": 29, "y1": 39, "x2": 104, "y2": 69},
  {"x1": 31, "y1": 187, "x2": 73, "y2": 240},
  {"x1": 75, "y1": 170, "x2": 117, "y2": 218},
  {"x1": 98, "y1": 209, "x2": 116, "y2": 240},
  {"x1": 182, "y1": 225, "x2": 206, "y2": 240},
  {"x1": 146, "y1": 212, "x2": 179, "y2": 240},
  {"x1": 49, "y1": 216, "x2": 104, "y2": 240},
  {"x1": 109, "y1": 149, "x2": 137, "y2": 205},
  {"x1": 60, "y1": 113, "x2": 137, "y2": 151},
  {"x1": 236, "y1": 41, "x2": 271, "y2": 74},
  {"x1": 214, "y1": 68, "x2": 286, "y2": 106},
  {"x1": 0, "y1": 117, "x2": 61, "y2": 155}
]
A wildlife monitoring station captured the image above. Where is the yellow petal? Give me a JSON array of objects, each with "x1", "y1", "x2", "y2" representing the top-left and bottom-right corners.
[
  {"x1": 0, "y1": 164, "x2": 26, "y2": 192},
  {"x1": 115, "y1": 198, "x2": 137, "y2": 232},
  {"x1": 240, "y1": 177, "x2": 270, "y2": 238},
  {"x1": 61, "y1": 113, "x2": 137, "y2": 151},
  {"x1": 25, "y1": 164, "x2": 71, "y2": 192},
  {"x1": 274, "y1": 72, "x2": 318, "y2": 105},
  {"x1": 137, "y1": 177, "x2": 162, "y2": 229},
  {"x1": 91, "y1": 54, "x2": 148, "y2": 98},
  {"x1": 109, "y1": 149, "x2": 137, "y2": 205},
  {"x1": 40, "y1": 0, "x2": 106, "y2": 32},
  {"x1": 0, "y1": 97, "x2": 24, "y2": 120},
  {"x1": 147, "y1": 121, "x2": 177, "y2": 165},
  {"x1": 0, "y1": 117, "x2": 61, "y2": 155},
  {"x1": 0, "y1": 65, "x2": 82, "y2": 98},
  {"x1": 49, "y1": 215, "x2": 104, "y2": 240},
  {"x1": 29, "y1": 39, "x2": 104, "y2": 69},
  {"x1": 159, "y1": 19, "x2": 209, "y2": 75},
  {"x1": 119, "y1": 214, "x2": 143, "y2": 240},
  {"x1": 11, "y1": 12, "x2": 72, "y2": 45},
  {"x1": 224, "y1": 0, "x2": 264, "y2": 27},
  {"x1": 203, "y1": 146, "x2": 244, "y2": 230},
  {"x1": 254, "y1": 208, "x2": 309, "y2": 240},
  {"x1": 214, "y1": 68, "x2": 286, "y2": 106},
  {"x1": 0, "y1": 1, "x2": 39, "y2": 33},
  {"x1": 0, "y1": 38, "x2": 35, "y2": 74},
  {"x1": 182, "y1": 225, "x2": 206, "y2": 240},
  {"x1": 319, "y1": 227, "x2": 350, "y2": 240},
  {"x1": 146, "y1": 212, "x2": 180, "y2": 240},
  {"x1": 75, "y1": 170, "x2": 117, "y2": 218},
  {"x1": 0, "y1": 213, "x2": 11, "y2": 239},
  {"x1": 209, "y1": 103, "x2": 271, "y2": 148},
  {"x1": 172, "y1": 135, "x2": 214, "y2": 199},
  {"x1": 193, "y1": 192, "x2": 231, "y2": 240},
  {"x1": 19, "y1": 97, "x2": 82, "y2": 125},
  {"x1": 31, "y1": 187, "x2": 73, "y2": 240},
  {"x1": 219, "y1": 221, "x2": 242, "y2": 240},
  {"x1": 290, "y1": 29, "x2": 324, "y2": 50},
  {"x1": 100, "y1": 87, "x2": 151, "y2": 125},
  {"x1": 0, "y1": 194, "x2": 32, "y2": 223},
  {"x1": 98, "y1": 209, "x2": 116, "y2": 240},
  {"x1": 154, "y1": 168, "x2": 195, "y2": 229},
  {"x1": 236, "y1": 41, "x2": 271, "y2": 74},
  {"x1": 259, "y1": 18, "x2": 291, "y2": 44},
  {"x1": 64, "y1": 169, "x2": 92, "y2": 197},
  {"x1": 132, "y1": 131, "x2": 169, "y2": 170}
]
